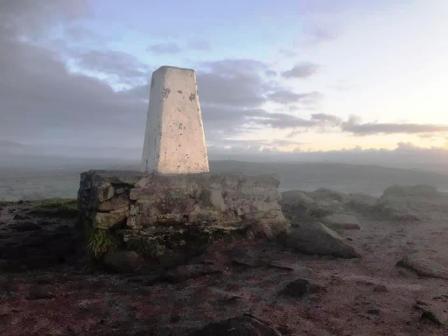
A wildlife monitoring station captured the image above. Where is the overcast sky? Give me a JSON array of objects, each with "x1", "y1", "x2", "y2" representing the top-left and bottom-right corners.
[{"x1": 1, "y1": 0, "x2": 448, "y2": 160}]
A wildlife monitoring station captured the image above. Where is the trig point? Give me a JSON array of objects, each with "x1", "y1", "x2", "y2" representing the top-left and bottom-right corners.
[
  {"x1": 78, "y1": 65, "x2": 289, "y2": 273},
  {"x1": 141, "y1": 66, "x2": 209, "y2": 174}
]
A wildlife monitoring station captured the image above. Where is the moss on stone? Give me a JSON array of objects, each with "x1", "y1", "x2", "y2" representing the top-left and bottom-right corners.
[
  {"x1": 30, "y1": 198, "x2": 79, "y2": 218},
  {"x1": 127, "y1": 237, "x2": 166, "y2": 258}
]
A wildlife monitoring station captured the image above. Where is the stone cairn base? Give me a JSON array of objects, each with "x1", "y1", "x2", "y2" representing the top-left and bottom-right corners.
[{"x1": 78, "y1": 170, "x2": 289, "y2": 271}]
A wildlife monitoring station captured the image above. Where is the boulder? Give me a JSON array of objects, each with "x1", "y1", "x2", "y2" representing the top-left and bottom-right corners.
[
  {"x1": 396, "y1": 253, "x2": 448, "y2": 280},
  {"x1": 415, "y1": 300, "x2": 448, "y2": 326},
  {"x1": 281, "y1": 222, "x2": 360, "y2": 259},
  {"x1": 322, "y1": 213, "x2": 361, "y2": 231},
  {"x1": 281, "y1": 190, "x2": 333, "y2": 220},
  {"x1": 281, "y1": 189, "x2": 362, "y2": 224},
  {"x1": 376, "y1": 185, "x2": 447, "y2": 221},
  {"x1": 346, "y1": 193, "x2": 378, "y2": 213},
  {"x1": 189, "y1": 314, "x2": 282, "y2": 336}
]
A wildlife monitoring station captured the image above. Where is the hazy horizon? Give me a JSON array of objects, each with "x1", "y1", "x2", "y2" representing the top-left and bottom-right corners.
[{"x1": 2, "y1": 139, "x2": 448, "y2": 176}]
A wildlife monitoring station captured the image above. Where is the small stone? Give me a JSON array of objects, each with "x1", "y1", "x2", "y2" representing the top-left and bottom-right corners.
[
  {"x1": 94, "y1": 209, "x2": 128, "y2": 229},
  {"x1": 26, "y1": 285, "x2": 55, "y2": 300},
  {"x1": 97, "y1": 194, "x2": 129, "y2": 212},
  {"x1": 279, "y1": 279, "x2": 311, "y2": 299},
  {"x1": 373, "y1": 285, "x2": 388, "y2": 293},
  {"x1": 367, "y1": 308, "x2": 380, "y2": 315},
  {"x1": 103, "y1": 251, "x2": 144, "y2": 273},
  {"x1": 97, "y1": 183, "x2": 114, "y2": 202}
]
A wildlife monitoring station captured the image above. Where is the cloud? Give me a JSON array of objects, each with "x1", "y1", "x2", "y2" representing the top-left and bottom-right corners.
[
  {"x1": 187, "y1": 39, "x2": 211, "y2": 51},
  {"x1": 311, "y1": 113, "x2": 342, "y2": 126},
  {"x1": 282, "y1": 62, "x2": 319, "y2": 78},
  {"x1": 0, "y1": 40, "x2": 147, "y2": 145},
  {"x1": 201, "y1": 106, "x2": 265, "y2": 139},
  {"x1": 75, "y1": 50, "x2": 150, "y2": 85},
  {"x1": 0, "y1": 2, "x2": 329, "y2": 156},
  {"x1": 198, "y1": 60, "x2": 268, "y2": 108},
  {"x1": 0, "y1": 0, "x2": 88, "y2": 36},
  {"x1": 196, "y1": 59, "x2": 326, "y2": 141},
  {"x1": 208, "y1": 138, "x2": 303, "y2": 154},
  {"x1": 303, "y1": 26, "x2": 338, "y2": 45},
  {"x1": 148, "y1": 40, "x2": 211, "y2": 54},
  {"x1": 0, "y1": 2, "x2": 146, "y2": 147},
  {"x1": 254, "y1": 112, "x2": 316, "y2": 129},
  {"x1": 148, "y1": 42, "x2": 182, "y2": 54},
  {"x1": 268, "y1": 90, "x2": 322, "y2": 105},
  {"x1": 342, "y1": 119, "x2": 448, "y2": 135}
]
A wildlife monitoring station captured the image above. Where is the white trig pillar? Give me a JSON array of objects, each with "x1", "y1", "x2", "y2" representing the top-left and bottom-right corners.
[{"x1": 141, "y1": 66, "x2": 209, "y2": 174}]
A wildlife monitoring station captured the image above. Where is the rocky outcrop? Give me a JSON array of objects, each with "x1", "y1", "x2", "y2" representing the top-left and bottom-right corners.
[
  {"x1": 280, "y1": 189, "x2": 360, "y2": 258},
  {"x1": 281, "y1": 188, "x2": 376, "y2": 224},
  {"x1": 281, "y1": 189, "x2": 343, "y2": 220},
  {"x1": 375, "y1": 185, "x2": 448, "y2": 221},
  {"x1": 0, "y1": 200, "x2": 80, "y2": 271},
  {"x1": 78, "y1": 170, "x2": 289, "y2": 270}
]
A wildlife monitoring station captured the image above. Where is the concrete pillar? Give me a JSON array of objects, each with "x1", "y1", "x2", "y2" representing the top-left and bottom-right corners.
[{"x1": 141, "y1": 66, "x2": 209, "y2": 174}]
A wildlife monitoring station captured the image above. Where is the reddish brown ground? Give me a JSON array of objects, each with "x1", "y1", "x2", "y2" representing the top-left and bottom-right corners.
[{"x1": 0, "y1": 200, "x2": 447, "y2": 336}]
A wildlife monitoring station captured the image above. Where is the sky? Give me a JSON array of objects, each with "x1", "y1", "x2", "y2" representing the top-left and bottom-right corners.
[{"x1": 1, "y1": 0, "x2": 448, "y2": 161}]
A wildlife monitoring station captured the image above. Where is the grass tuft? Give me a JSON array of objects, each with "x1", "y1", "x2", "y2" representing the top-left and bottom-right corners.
[{"x1": 86, "y1": 228, "x2": 119, "y2": 259}]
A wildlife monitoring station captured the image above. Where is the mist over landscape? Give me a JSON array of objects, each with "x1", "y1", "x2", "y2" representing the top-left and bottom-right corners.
[
  {"x1": 2, "y1": 155, "x2": 448, "y2": 201},
  {"x1": 2, "y1": 141, "x2": 448, "y2": 200}
]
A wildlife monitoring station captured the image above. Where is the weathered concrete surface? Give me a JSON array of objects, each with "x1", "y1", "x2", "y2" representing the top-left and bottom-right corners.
[
  {"x1": 141, "y1": 66, "x2": 209, "y2": 174},
  {"x1": 78, "y1": 170, "x2": 289, "y2": 270}
]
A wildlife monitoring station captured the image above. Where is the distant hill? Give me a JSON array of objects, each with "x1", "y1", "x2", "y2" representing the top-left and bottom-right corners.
[
  {"x1": 1, "y1": 159, "x2": 448, "y2": 200},
  {"x1": 211, "y1": 161, "x2": 448, "y2": 196}
]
